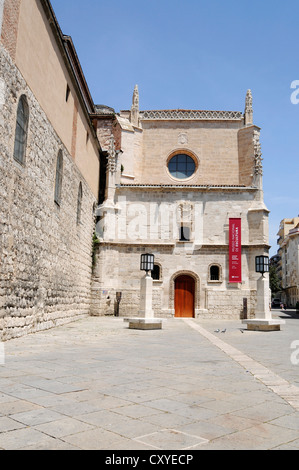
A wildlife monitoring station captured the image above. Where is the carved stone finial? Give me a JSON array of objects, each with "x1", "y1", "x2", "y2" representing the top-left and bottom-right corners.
[
  {"x1": 107, "y1": 135, "x2": 117, "y2": 173},
  {"x1": 132, "y1": 84, "x2": 139, "y2": 107},
  {"x1": 130, "y1": 84, "x2": 139, "y2": 127},
  {"x1": 245, "y1": 89, "x2": 253, "y2": 126}
]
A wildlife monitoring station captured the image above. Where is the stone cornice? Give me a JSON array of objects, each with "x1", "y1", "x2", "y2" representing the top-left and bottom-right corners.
[
  {"x1": 96, "y1": 241, "x2": 270, "y2": 249},
  {"x1": 118, "y1": 184, "x2": 256, "y2": 191},
  {"x1": 97, "y1": 241, "x2": 175, "y2": 247}
]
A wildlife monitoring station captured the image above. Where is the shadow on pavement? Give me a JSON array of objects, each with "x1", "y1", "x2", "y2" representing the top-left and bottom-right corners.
[{"x1": 275, "y1": 309, "x2": 299, "y2": 319}]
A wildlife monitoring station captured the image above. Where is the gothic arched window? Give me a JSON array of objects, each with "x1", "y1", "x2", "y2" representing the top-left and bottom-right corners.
[
  {"x1": 77, "y1": 182, "x2": 83, "y2": 225},
  {"x1": 13, "y1": 95, "x2": 29, "y2": 164},
  {"x1": 54, "y1": 150, "x2": 63, "y2": 205}
]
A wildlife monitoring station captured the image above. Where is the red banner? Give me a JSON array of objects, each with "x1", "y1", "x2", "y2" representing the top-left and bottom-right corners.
[{"x1": 229, "y1": 218, "x2": 242, "y2": 283}]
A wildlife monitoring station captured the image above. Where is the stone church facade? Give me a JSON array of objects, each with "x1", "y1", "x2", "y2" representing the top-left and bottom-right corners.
[
  {"x1": 0, "y1": 0, "x2": 270, "y2": 340},
  {"x1": 91, "y1": 87, "x2": 269, "y2": 320}
]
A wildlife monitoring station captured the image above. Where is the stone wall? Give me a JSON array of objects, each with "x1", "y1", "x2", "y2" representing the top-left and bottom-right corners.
[
  {"x1": 120, "y1": 120, "x2": 243, "y2": 186},
  {"x1": 0, "y1": 45, "x2": 97, "y2": 340},
  {"x1": 284, "y1": 232, "x2": 299, "y2": 307},
  {"x1": 238, "y1": 126, "x2": 256, "y2": 187},
  {"x1": 91, "y1": 243, "x2": 258, "y2": 320}
]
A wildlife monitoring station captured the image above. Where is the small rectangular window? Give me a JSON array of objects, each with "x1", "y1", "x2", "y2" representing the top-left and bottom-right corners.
[
  {"x1": 210, "y1": 266, "x2": 220, "y2": 281},
  {"x1": 151, "y1": 265, "x2": 161, "y2": 281},
  {"x1": 179, "y1": 226, "x2": 190, "y2": 241},
  {"x1": 66, "y1": 84, "x2": 70, "y2": 102}
]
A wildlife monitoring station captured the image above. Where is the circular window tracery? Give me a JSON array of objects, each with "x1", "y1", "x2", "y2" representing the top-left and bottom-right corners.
[{"x1": 167, "y1": 153, "x2": 196, "y2": 180}]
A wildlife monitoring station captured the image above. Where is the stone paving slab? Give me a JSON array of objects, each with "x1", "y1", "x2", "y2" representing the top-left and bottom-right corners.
[{"x1": 0, "y1": 314, "x2": 299, "y2": 450}]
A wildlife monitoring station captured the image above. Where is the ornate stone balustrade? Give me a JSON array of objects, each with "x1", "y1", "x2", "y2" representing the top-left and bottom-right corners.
[{"x1": 140, "y1": 109, "x2": 243, "y2": 121}]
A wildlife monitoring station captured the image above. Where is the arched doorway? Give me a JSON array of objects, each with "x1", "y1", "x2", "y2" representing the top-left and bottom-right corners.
[{"x1": 174, "y1": 275, "x2": 195, "y2": 318}]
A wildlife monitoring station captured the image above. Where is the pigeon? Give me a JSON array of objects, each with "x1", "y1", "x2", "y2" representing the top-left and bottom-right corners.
[
  {"x1": 221, "y1": 329, "x2": 226, "y2": 333},
  {"x1": 214, "y1": 329, "x2": 220, "y2": 333}
]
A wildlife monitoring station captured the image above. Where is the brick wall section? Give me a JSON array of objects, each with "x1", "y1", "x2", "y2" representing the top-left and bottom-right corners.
[
  {"x1": 1, "y1": 0, "x2": 21, "y2": 61},
  {"x1": 96, "y1": 118, "x2": 122, "y2": 151}
]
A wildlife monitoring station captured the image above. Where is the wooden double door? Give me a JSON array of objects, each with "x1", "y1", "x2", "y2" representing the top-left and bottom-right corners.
[{"x1": 174, "y1": 275, "x2": 195, "y2": 318}]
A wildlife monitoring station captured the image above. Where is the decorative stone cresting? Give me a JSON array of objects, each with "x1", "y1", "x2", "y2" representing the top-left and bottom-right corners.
[
  {"x1": 140, "y1": 110, "x2": 243, "y2": 121},
  {"x1": 253, "y1": 129, "x2": 263, "y2": 176}
]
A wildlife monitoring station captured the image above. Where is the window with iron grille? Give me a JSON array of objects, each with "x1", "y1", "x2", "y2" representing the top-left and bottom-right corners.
[
  {"x1": 210, "y1": 265, "x2": 220, "y2": 281},
  {"x1": 151, "y1": 264, "x2": 161, "y2": 281}
]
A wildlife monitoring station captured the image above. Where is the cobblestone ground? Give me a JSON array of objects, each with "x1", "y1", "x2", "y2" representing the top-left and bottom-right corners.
[{"x1": 0, "y1": 310, "x2": 299, "y2": 450}]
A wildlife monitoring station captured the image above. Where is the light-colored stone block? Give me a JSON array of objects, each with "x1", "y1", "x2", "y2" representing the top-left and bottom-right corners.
[
  {"x1": 243, "y1": 319, "x2": 285, "y2": 331},
  {"x1": 127, "y1": 318, "x2": 163, "y2": 330}
]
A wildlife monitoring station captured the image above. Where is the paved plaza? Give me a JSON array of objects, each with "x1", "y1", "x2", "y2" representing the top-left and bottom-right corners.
[{"x1": 1, "y1": 310, "x2": 299, "y2": 450}]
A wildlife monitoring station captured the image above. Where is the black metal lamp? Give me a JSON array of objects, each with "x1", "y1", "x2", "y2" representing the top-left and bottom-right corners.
[
  {"x1": 255, "y1": 255, "x2": 269, "y2": 277},
  {"x1": 140, "y1": 253, "x2": 155, "y2": 273}
]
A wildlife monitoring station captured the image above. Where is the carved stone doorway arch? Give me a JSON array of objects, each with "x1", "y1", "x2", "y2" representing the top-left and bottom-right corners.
[{"x1": 169, "y1": 271, "x2": 200, "y2": 317}]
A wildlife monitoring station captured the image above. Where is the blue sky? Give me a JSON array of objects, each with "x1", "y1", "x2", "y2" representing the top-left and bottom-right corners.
[{"x1": 51, "y1": 0, "x2": 299, "y2": 256}]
